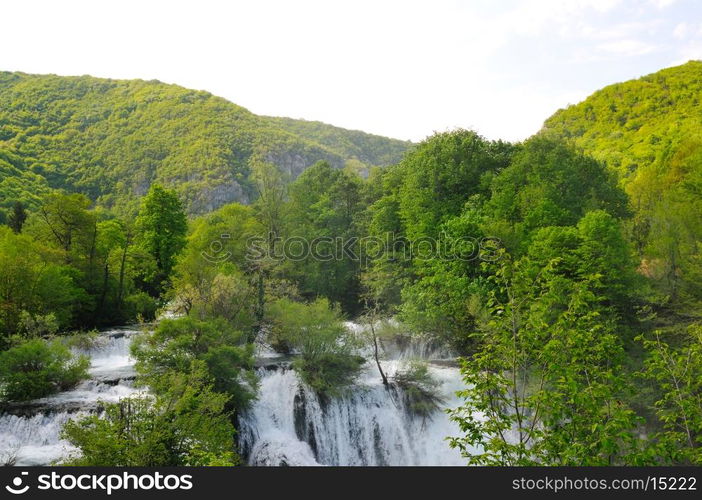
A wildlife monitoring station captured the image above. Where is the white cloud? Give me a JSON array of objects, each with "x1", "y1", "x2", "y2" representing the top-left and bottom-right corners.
[
  {"x1": 597, "y1": 39, "x2": 660, "y2": 56},
  {"x1": 672, "y1": 41, "x2": 702, "y2": 64},
  {"x1": 650, "y1": 0, "x2": 677, "y2": 8},
  {"x1": 673, "y1": 22, "x2": 689, "y2": 39}
]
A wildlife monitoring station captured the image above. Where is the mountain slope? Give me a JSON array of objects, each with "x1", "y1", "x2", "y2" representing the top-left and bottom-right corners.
[
  {"x1": 542, "y1": 60, "x2": 702, "y2": 180},
  {"x1": 0, "y1": 72, "x2": 412, "y2": 214}
]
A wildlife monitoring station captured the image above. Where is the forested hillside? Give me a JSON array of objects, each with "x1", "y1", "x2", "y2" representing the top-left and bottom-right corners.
[
  {"x1": 543, "y1": 61, "x2": 702, "y2": 310},
  {"x1": 543, "y1": 60, "x2": 702, "y2": 180},
  {"x1": 0, "y1": 72, "x2": 411, "y2": 216}
]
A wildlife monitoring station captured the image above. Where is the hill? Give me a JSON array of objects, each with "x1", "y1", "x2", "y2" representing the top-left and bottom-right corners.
[
  {"x1": 0, "y1": 72, "x2": 412, "y2": 214},
  {"x1": 542, "y1": 60, "x2": 702, "y2": 181},
  {"x1": 543, "y1": 61, "x2": 702, "y2": 306}
]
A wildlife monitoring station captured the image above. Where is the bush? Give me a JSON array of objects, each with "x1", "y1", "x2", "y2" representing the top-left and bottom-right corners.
[
  {"x1": 393, "y1": 360, "x2": 446, "y2": 419},
  {"x1": 60, "y1": 330, "x2": 100, "y2": 351},
  {"x1": 18, "y1": 311, "x2": 59, "y2": 338},
  {"x1": 0, "y1": 339, "x2": 89, "y2": 401},
  {"x1": 124, "y1": 291, "x2": 158, "y2": 322},
  {"x1": 293, "y1": 353, "x2": 365, "y2": 398},
  {"x1": 267, "y1": 298, "x2": 364, "y2": 396},
  {"x1": 131, "y1": 316, "x2": 257, "y2": 412}
]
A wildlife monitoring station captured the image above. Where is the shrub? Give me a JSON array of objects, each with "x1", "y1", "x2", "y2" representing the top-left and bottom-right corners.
[
  {"x1": 124, "y1": 291, "x2": 158, "y2": 322},
  {"x1": 293, "y1": 353, "x2": 365, "y2": 398},
  {"x1": 17, "y1": 311, "x2": 59, "y2": 338},
  {"x1": 131, "y1": 316, "x2": 257, "y2": 412},
  {"x1": 393, "y1": 360, "x2": 446, "y2": 419},
  {"x1": 266, "y1": 298, "x2": 364, "y2": 396},
  {"x1": 0, "y1": 339, "x2": 89, "y2": 401}
]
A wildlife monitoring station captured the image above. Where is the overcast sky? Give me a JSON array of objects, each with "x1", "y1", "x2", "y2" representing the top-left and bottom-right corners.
[{"x1": 2, "y1": 0, "x2": 701, "y2": 142}]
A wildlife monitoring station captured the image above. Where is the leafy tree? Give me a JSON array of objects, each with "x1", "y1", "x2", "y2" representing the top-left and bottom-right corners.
[
  {"x1": 399, "y1": 207, "x2": 492, "y2": 353},
  {"x1": 525, "y1": 210, "x2": 640, "y2": 313},
  {"x1": 283, "y1": 161, "x2": 365, "y2": 313},
  {"x1": 393, "y1": 360, "x2": 445, "y2": 419},
  {"x1": 0, "y1": 226, "x2": 81, "y2": 340},
  {"x1": 135, "y1": 184, "x2": 187, "y2": 294},
  {"x1": 8, "y1": 201, "x2": 27, "y2": 234},
  {"x1": 61, "y1": 363, "x2": 238, "y2": 466},
  {"x1": 396, "y1": 130, "x2": 513, "y2": 243},
  {"x1": 132, "y1": 316, "x2": 257, "y2": 412},
  {"x1": 448, "y1": 254, "x2": 642, "y2": 465},
  {"x1": 486, "y1": 136, "x2": 629, "y2": 250},
  {"x1": 30, "y1": 192, "x2": 94, "y2": 255},
  {"x1": 639, "y1": 325, "x2": 702, "y2": 465},
  {"x1": 266, "y1": 297, "x2": 364, "y2": 396}
]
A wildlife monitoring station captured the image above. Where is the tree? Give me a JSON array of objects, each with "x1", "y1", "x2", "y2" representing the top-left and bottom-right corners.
[
  {"x1": 486, "y1": 136, "x2": 629, "y2": 251},
  {"x1": 448, "y1": 254, "x2": 642, "y2": 465},
  {"x1": 640, "y1": 325, "x2": 702, "y2": 465},
  {"x1": 32, "y1": 192, "x2": 95, "y2": 258},
  {"x1": 283, "y1": 161, "x2": 365, "y2": 313},
  {"x1": 61, "y1": 363, "x2": 239, "y2": 466},
  {"x1": 8, "y1": 201, "x2": 27, "y2": 234},
  {"x1": 396, "y1": 130, "x2": 513, "y2": 243},
  {"x1": 0, "y1": 226, "x2": 81, "y2": 341},
  {"x1": 135, "y1": 184, "x2": 187, "y2": 294}
]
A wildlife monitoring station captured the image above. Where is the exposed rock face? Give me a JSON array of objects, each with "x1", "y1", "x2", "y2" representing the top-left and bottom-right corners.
[
  {"x1": 265, "y1": 151, "x2": 344, "y2": 180},
  {"x1": 190, "y1": 179, "x2": 250, "y2": 213}
]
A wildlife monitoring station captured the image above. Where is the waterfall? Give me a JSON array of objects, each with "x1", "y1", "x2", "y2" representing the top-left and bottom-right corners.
[
  {"x1": 239, "y1": 323, "x2": 469, "y2": 466},
  {"x1": 0, "y1": 328, "x2": 139, "y2": 466},
  {"x1": 2, "y1": 323, "x2": 473, "y2": 466}
]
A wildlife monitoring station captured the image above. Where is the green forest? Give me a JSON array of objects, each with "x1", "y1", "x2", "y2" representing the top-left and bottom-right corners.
[{"x1": 1, "y1": 61, "x2": 701, "y2": 466}]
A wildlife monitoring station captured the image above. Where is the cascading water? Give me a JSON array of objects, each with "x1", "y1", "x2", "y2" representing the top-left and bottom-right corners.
[
  {"x1": 239, "y1": 324, "x2": 470, "y2": 466},
  {"x1": 0, "y1": 328, "x2": 139, "y2": 466},
  {"x1": 1, "y1": 323, "x2": 473, "y2": 466}
]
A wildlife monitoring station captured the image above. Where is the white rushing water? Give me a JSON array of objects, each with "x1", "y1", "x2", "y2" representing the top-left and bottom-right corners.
[
  {"x1": 1, "y1": 323, "x2": 472, "y2": 466},
  {"x1": 0, "y1": 328, "x2": 139, "y2": 466},
  {"x1": 240, "y1": 324, "x2": 469, "y2": 466}
]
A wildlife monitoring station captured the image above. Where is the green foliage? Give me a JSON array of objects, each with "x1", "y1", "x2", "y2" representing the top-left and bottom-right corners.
[
  {"x1": 135, "y1": 184, "x2": 187, "y2": 293},
  {"x1": 486, "y1": 135, "x2": 629, "y2": 250},
  {"x1": 525, "y1": 210, "x2": 640, "y2": 313},
  {"x1": 639, "y1": 325, "x2": 702, "y2": 465},
  {"x1": 17, "y1": 311, "x2": 59, "y2": 338},
  {"x1": 0, "y1": 226, "x2": 81, "y2": 341},
  {"x1": 131, "y1": 316, "x2": 257, "y2": 412},
  {"x1": 123, "y1": 292, "x2": 158, "y2": 321},
  {"x1": 8, "y1": 201, "x2": 27, "y2": 233},
  {"x1": 0, "y1": 338, "x2": 89, "y2": 401},
  {"x1": 294, "y1": 353, "x2": 365, "y2": 399},
  {"x1": 543, "y1": 61, "x2": 702, "y2": 181},
  {"x1": 544, "y1": 61, "x2": 702, "y2": 309},
  {"x1": 399, "y1": 207, "x2": 492, "y2": 353},
  {"x1": 0, "y1": 71, "x2": 410, "y2": 215},
  {"x1": 393, "y1": 360, "x2": 446, "y2": 419},
  {"x1": 61, "y1": 364, "x2": 239, "y2": 466},
  {"x1": 282, "y1": 161, "x2": 366, "y2": 313},
  {"x1": 267, "y1": 116, "x2": 411, "y2": 167},
  {"x1": 266, "y1": 298, "x2": 364, "y2": 396},
  {"x1": 448, "y1": 254, "x2": 643, "y2": 465},
  {"x1": 396, "y1": 130, "x2": 514, "y2": 242}
]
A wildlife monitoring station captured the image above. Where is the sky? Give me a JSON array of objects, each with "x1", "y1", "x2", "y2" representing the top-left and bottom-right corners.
[{"x1": 2, "y1": 0, "x2": 701, "y2": 142}]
